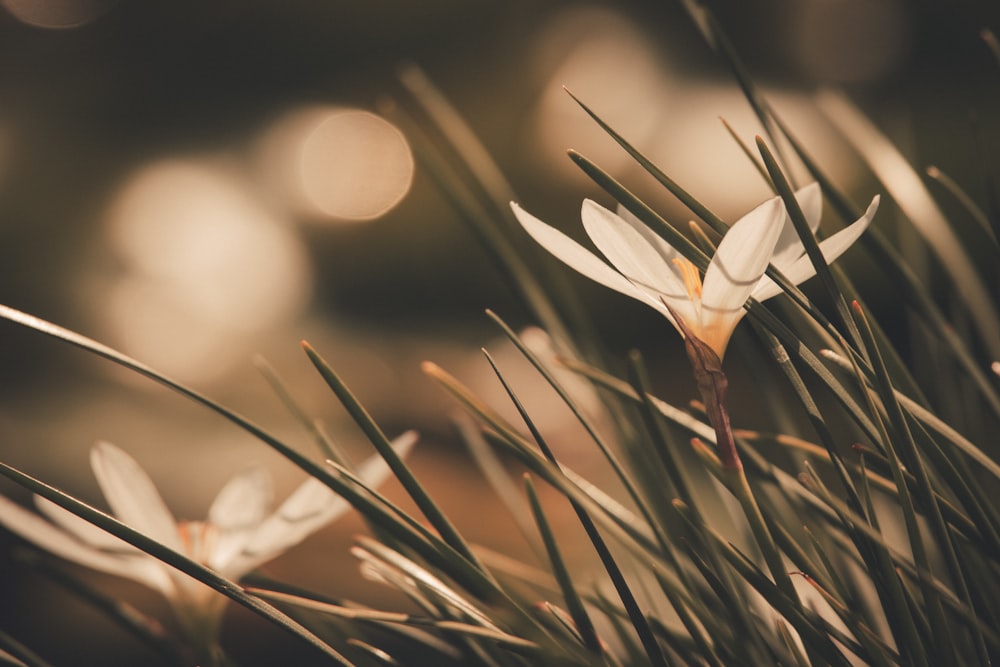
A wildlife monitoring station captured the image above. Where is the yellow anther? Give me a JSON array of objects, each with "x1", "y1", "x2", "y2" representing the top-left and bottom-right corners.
[{"x1": 672, "y1": 257, "x2": 703, "y2": 301}]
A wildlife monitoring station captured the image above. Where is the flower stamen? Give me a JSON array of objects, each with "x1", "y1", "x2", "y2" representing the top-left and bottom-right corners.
[{"x1": 672, "y1": 257, "x2": 703, "y2": 302}]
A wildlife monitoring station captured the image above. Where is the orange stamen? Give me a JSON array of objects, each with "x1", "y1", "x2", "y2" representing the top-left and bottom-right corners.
[{"x1": 672, "y1": 257, "x2": 703, "y2": 301}]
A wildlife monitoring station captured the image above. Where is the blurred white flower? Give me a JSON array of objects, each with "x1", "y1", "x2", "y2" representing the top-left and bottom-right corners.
[
  {"x1": 511, "y1": 184, "x2": 878, "y2": 357},
  {"x1": 0, "y1": 434, "x2": 417, "y2": 646}
]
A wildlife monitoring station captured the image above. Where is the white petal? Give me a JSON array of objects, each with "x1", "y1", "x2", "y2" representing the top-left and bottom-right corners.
[
  {"x1": 0, "y1": 495, "x2": 173, "y2": 595},
  {"x1": 797, "y1": 182, "x2": 824, "y2": 233},
  {"x1": 90, "y1": 442, "x2": 182, "y2": 552},
  {"x1": 769, "y1": 182, "x2": 823, "y2": 269},
  {"x1": 223, "y1": 431, "x2": 418, "y2": 577},
  {"x1": 816, "y1": 194, "x2": 879, "y2": 264},
  {"x1": 208, "y1": 465, "x2": 273, "y2": 531},
  {"x1": 583, "y1": 200, "x2": 690, "y2": 302},
  {"x1": 614, "y1": 202, "x2": 715, "y2": 333},
  {"x1": 751, "y1": 194, "x2": 879, "y2": 302},
  {"x1": 35, "y1": 496, "x2": 139, "y2": 553},
  {"x1": 702, "y1": 196, "x2": 785, "y2": 314},
  {"x1": 749, "y1": 275, "x2": 782, "y2": 303},
  {"x1": 511, "y1": 202, "x2": 671, "y2": 317}
]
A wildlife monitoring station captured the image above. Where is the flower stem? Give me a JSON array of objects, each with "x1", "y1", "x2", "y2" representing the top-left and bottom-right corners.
[
  {"x1": 681, "y1": 328, "x2": 741, "y2": 470},
  {"x1": 679, "y1": 329, "x2": 798, "y2": 600}
]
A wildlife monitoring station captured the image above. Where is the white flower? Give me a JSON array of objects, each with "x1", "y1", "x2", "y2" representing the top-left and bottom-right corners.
[
  {"x1": 511, "y1": 183, "x2": 878, "y2": 357},
  {"x1": 0, "y1": 434, "x2": 417, "y2": 644}
]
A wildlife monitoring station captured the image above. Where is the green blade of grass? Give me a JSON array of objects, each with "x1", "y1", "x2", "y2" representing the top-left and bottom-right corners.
[
  {"x1": 16, "y1": 551, "x2": 184, "y2": 664},
  {"x1": 250, "y1": 586, "x2": 544, "y2": 655},
  {"x1": 422, "y1": 361, "x2": 664, "y2": 558},
  {"x1": 0, "y1": 630, "x2": 53, "y2": 667},
  {"x1": 344, "y1": 639, "x2": 399, "y2": 667},
  {"x1": 723, "y1": 546, "x2": 861, "y2": 666},
  {"x1": 302, "y1": 341, "x2": 488, "y2": 578},
  {"x1": 523, "y1": 475, "x2": 604, "y2": 655},
  {"x1": 481, "y1": 349, "x2": 669, "y2": 667},
  {"x1": 851, "y1": 302, "x2": 989, "y2": 665},
  {"x1": 353, "y1": 536, "x2": 501, "y2": 632},
  {"x1": 565, "y1": 89, "x2": 726, "y2": 233},
  {"x1": 747, "y1": 321, "x2": 864, "y2": 514},
  {"x1": 0, "y1": 299, "x2": 527, "y2": 615},
  {"x1": 925, "y1": 165, "x2": 998, "y2": 245},
  {"x1": 757, "y1": 137, "x2": 862, "y2": 349},
  {"x1": 817, "y1": 89, "x2": 1000, "y2": 359},
  {"x1": 800, "y1": 466, "x2": 932, "y2": 667},
  {"x1": 671, "y1": 521, "x2": 761, "y2": 662},
  {"x1": 792, "y1": 574, "x2": 898, "y2": 667},
  {"x1": 484, "y1": 312, "x2": 666, "y2": 553},
  {"x1": 777, "y1": 435, "x2": 990, "y2": 554},
  {"x1": 253, "y1": 355, "x2": 349, "y2": 466},
  {"x1": 453, "y1": 414, "x2": 546, "y2": 561},
  {"x1": 392, "y1": 67, "x2": 597, "y2": 361},
  {"x1": 821, "y1": 349, "x2": 1000, "y2": 480}
]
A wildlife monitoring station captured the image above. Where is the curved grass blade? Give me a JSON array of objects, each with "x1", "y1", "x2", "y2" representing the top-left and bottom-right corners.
[
  {"x1": 16, "y1": 550, "x2": 183, "y2": 664},
  {"x1": 453, "y1": 414, "x2": 545, "y2": 561},
  {"x1": 817, "y1": 89, "x2": 1000, "y2": 358},
  {"x1": 565, "y1": 89, "x2": 725, "y2": 233},
  {"x1": 484, "y1": 313, "x2": 672, "y2": 545},
  {"x1": 747, "y1": 320, "x2": 864, "y2": 516},
  {"x1": 0, "y1": 302, "x2": 516, "y2": 611},
  {"x1": 392, "y1": 66, "x2": 595, "y2": 359},
  {"x1": 757, "y1": 137, "x2": 861, "y2": 348},
  {"x1": 801, "y1": 466, "x2": 1000, "y2": 661},
  {"x1": 523, "y1": 476, "x2": 604, "y2": 656},
  {"x1": 852, "y1": 302, "x2": 989, "y2": 665},
  {"x1": 249, "y1": 587, "x2": 544, "y2": 655},
  {"x1": 344, "y1": 639, "x2": 399, "y2": 667},
  {"x1": 253, "y1": 355, "x2": 348, "y2": 466},
  {"x1": 672, "y1": 501, "x2": 800, "y2": 666},
  {"x1": 0, "y1": 631, "x2": 53, "y2": 667},
  {"x1": 772, "y1": 434, "x2": 989, "y2": 552},
  {"x1": 302, "y1": 341, "x2": 487, "y2": 577},
  {"x1": 421, "y1": 361, "x2": 663, "y2": 557},
  {"x1": 481, "y1": 348, "x2": 669, "y2": 667},
  {"x1": 925, "y1": 165, "x2": 998, "y2": 245},
  {"x1": 821, "y1": 349, "x2": 1000, "y2": 480}
]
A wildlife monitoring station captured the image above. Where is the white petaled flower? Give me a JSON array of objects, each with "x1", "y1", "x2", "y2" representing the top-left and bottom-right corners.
[
  {"x1": 0, "y1": 434, "x2": 417, "y2": 648},
  {"x1": 511, "y1": 183, "x2": 879, "y2": 358}
]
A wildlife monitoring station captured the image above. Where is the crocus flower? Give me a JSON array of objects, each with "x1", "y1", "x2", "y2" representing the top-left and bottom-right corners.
[
  {"x1": 0, "y1": 434, "x2": 417, "y2": 651},
  {"x1": 511, "y1": 183, "x2": 878, "y2": 358}
]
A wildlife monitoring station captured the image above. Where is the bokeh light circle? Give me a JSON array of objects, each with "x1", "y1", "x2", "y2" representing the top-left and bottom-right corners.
[
  {"x1": 101, "y1": 159, "x2": 312, "y2": 381},
  {"x1": 255, "y1": 107, "x2": 414, "y2": 224},
  {"x1": 298, "y1": 110, "x2": 413, "y2": 221}
]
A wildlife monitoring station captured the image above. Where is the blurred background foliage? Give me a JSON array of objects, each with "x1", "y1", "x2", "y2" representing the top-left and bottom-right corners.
[{"x1": 0, "y1": 0, "x2": 998, "y2": 664}]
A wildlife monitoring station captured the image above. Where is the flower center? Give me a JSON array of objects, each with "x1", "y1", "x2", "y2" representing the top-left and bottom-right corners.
[
  {"x1": 178, "y1": 521, "x2": 218, "y2": 565},
  {"x1": 672, "y1": 257, "x2": 703, "y2": 302}
]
